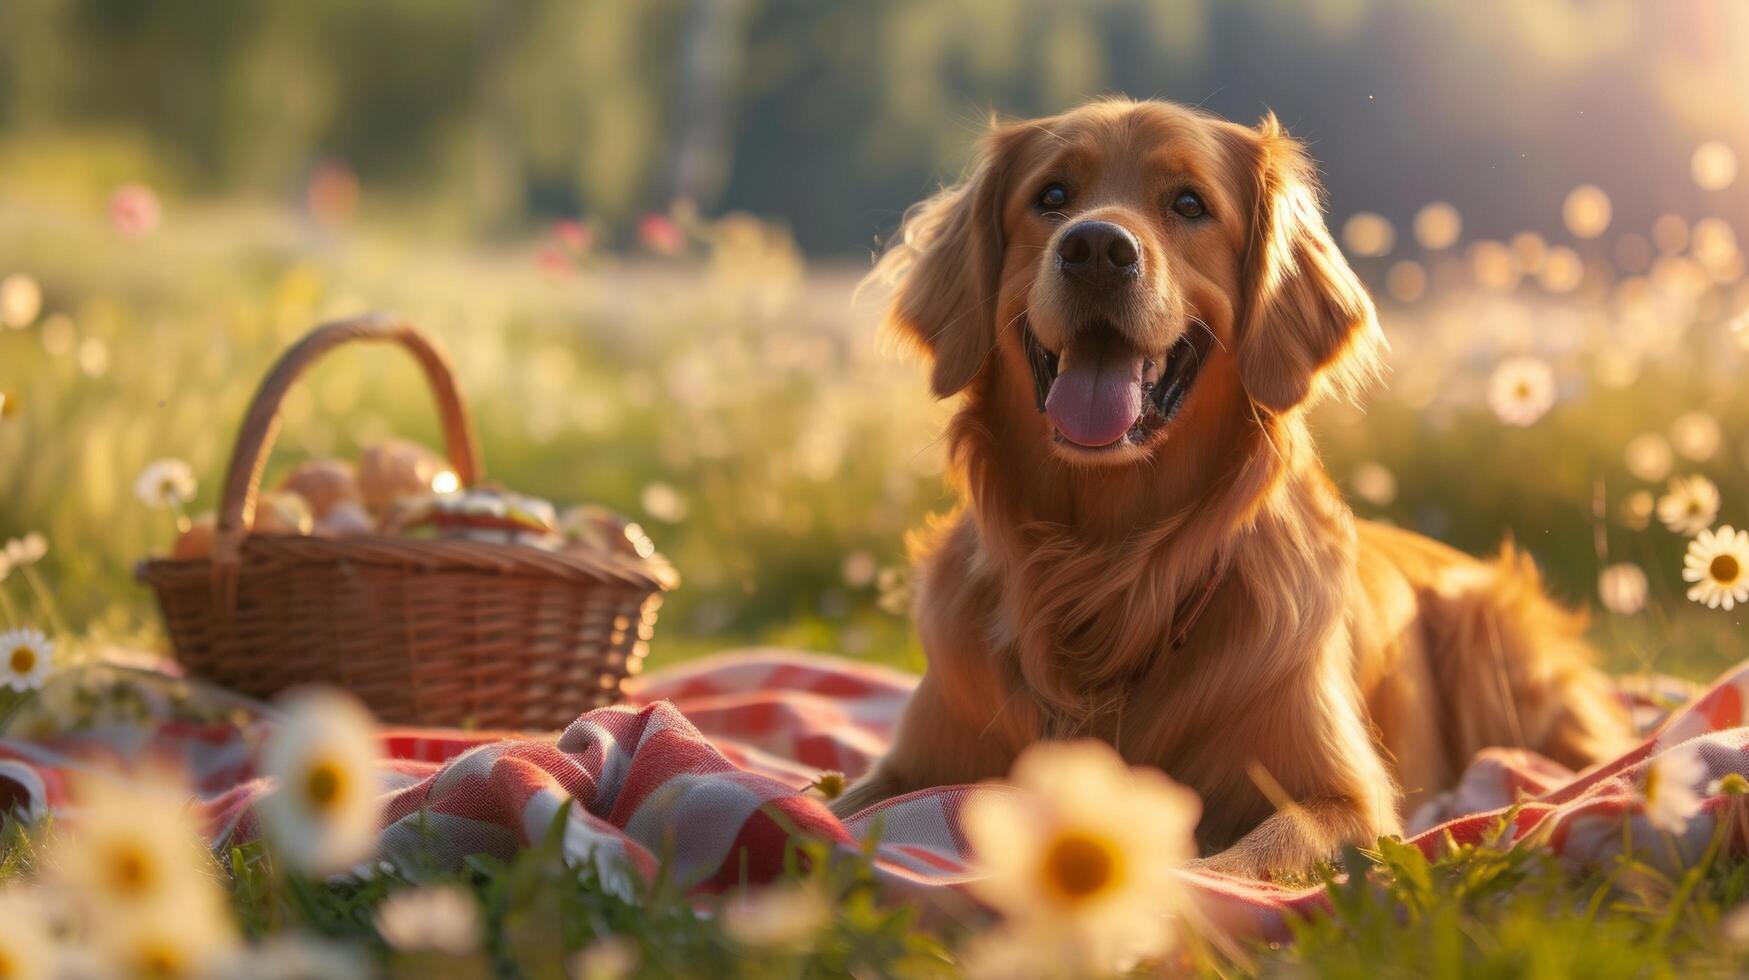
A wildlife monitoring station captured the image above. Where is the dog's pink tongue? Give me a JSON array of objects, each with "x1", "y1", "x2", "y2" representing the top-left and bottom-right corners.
[{"x1": 1045, "y1": 336, "x2": 1146, "y2": 447}]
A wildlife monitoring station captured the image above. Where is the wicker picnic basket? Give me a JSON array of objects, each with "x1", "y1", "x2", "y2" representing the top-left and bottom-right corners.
[{"x1": 137, "y1": 314, "x2": 677, "y2": 730}]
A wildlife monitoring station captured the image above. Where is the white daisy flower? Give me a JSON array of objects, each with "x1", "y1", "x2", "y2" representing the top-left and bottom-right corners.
[
  {"x1": 1641, "y1": 744, "x2": 1706, "y2": 834},
  {"x1": 962, "y1": 739, "x2": 1201, "y2": 973},
  {"x1": 1658, "y1": 475, "x2": 1722, "y2": 536},
  {"x1": 0, "y1": 628, "x2": 52, "y2": 692},
  {"x1": 373, "y1": 885, "x2": 481, "y2": 956},
  {"x1": 97, "y1": 902, "x2": 239, "y2": 980},
  {"x1": 1597, "y1": 563, "x2": 1649, "y2": 616},
  {"x1": 1487, "y1": 356, "x2": 1556, "y2": 427},
  {"x1": 1624, "y1": 434, "x2": 1674, "y2": 483},
  {"x1": 51, "y1": 770, "x2": 225, "y2": 918},
  {"x1": 722, "y1": 883, "x2": 828, "y2": 949},
  {"x1": 257, "y1": 688, "x2": 382, "y2": 876},
  {"x1": 1684, "y1": 525, "x2": 1749, "y2": 611},
  {"x1": 135, "y1": 458, "x2": 198, "y2": 509}
]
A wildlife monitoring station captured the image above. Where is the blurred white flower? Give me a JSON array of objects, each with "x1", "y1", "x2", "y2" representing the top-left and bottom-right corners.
[
  {"x1": 1657, "y1": 475, "x2": 1721, "y2": 536},
  {"x1": 1724, "y1": 902, "x2": 1749, "y2": 949},
  {"x1": 374, "y1": 885, "x2": 481, "y2": 956},
  {"x1": 0, "y1": 887, "x2": 56, "y2": 980},
  {"x1": 258, "y1": 688, "x2": 382, "y2": 876},
  {"x1": 962, "y1": 740, "x2": 1200, "y2": 972},
  {"x1": 1597, "y1": 564, "x2": 1649, "y2": 616},
  {"x1": 211, "y1": 935, "x2": 368, "y2": 980},
  {"x1": 1624, "y1": 434, "x2": 1674, "y2": 483},
  {"x1": 1670, "y1": 411, "x2": 1723, "y2": 462},
  {"x1": 1620, "y1": 490, "x2": 1655, "y2": 530},
  {"x1": 98, "y1": 903, "x2": 239, "y2": 980},
  {"x1": 875, "y1": 565, "x2": 913, "y2": 616},
  {"x1": 639, "y1": 481, "x2": 689, "y2": 524},
  {"x1": 0, "y1": 272, "x2": 42, "y2": 329},
  {"x1": 0, "y1": 628, "x2": 53, "y2": 691},
  {"x1": 1684, "y1": 525, "x2": 1749, "y2": 611},
  {"x1": 722, "y1": 882, "x2": 828, "y2": 949},
  {"x1": 841, "y1": 550, "x2": 878, "y2": 587},
  {"x1": 1350, "y1": 462, "x2": 1398, "y2": 507},
  {"x1": 1641, "y1": 744, "x2": 1706, "y2": 834},
  {"x1": 4, "y1": 532, "x2": 47, "y2": 567},
  {"x1": 1487, "y1": 357, "x2": 1556, "y2": 427},
  {"x1": 135, "y1": 459, "x2": 198, "y2": 509},
  {"x1": 51, "y1": 770, "x2": 225, "y2": 920},
  {"x1": 568, "y1": 936, "x2": 641, "y2": 980}
]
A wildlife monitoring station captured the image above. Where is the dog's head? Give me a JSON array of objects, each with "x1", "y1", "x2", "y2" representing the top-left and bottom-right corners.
[{"x1": 877, "y1": 99, "x2": 1383, "y2": 465}]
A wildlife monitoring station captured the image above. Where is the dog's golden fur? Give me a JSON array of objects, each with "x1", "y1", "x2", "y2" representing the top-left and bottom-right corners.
[{"x1": 829, "y1": 98, "x2": 1632, "y2": 876}]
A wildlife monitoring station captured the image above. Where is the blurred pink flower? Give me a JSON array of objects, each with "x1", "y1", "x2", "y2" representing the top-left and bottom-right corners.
[
  {"x1": 638, "y1": 213, "x2": 685, "y2": 255},
  {"x1": 536, "y1": 245, "x2": 574, "y2": 279},
  {"x1": 108, "y1": 183, "x2": 161, "y2": 238},
  {"x1": 552, "y1": 219, "x2": 594, "y2": 254},
  {"x1": 306, "y1": 161, "x2": 360, "y2": 227}
]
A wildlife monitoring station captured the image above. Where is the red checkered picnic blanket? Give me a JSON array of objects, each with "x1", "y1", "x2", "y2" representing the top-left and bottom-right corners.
[{"x1": 1, "y1": 650, "x2": 1743, "y2": 942}]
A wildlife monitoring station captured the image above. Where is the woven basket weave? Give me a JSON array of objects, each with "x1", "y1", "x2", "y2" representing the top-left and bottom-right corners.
[{"x1": 137, "y1": 315, "x2": 677, "y2": 730}]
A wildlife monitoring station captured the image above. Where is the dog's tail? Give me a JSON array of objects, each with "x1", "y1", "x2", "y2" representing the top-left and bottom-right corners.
[{"x1": 1421, "y1": 541, "x2": 1634, "y2": 774}]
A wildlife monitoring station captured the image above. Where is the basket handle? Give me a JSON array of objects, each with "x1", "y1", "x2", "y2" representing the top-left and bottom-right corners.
[{"x1": 213, "y1": 314, "x2": 484, "y2": 565}]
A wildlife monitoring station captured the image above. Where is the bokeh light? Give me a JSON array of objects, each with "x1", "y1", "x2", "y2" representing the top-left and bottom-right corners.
[
  {"x1": 1653, "y1": 214, "x2": 1690, "y2": 254},
  {"x1": 1413, "y1": 202, "x2": 1463, "y2": 251},
  {"x1": 1386, "y1": 261, "x2": 1427, "y2": 302},
  {"x1": 1536, "y1": 246, "x2": 1585, "y2": 293},
  {"x1": 1692, "y1": 141, "x2": 1738, "y2": 191},
  {"x1": 0, "y1": 272, "x2": 42, "y2": 328},
  {"x1": 1509, "y1": 232, "x2": 1547, "y2": 273},
  {"x1": 1562, "y1": 185, "x2": 1612, "y2": 239},
  {"x1": 1470, "y1": 241, "x2": 1520, "y2": 292},
  {"x1": 1342, "y1": 212, "x2": 1396, "y2": 257}
]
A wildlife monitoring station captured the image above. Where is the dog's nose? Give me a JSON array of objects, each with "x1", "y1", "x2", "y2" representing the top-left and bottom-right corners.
[{"x1": 1056, "y1": 220, "x2": 1141, "y2": 285}]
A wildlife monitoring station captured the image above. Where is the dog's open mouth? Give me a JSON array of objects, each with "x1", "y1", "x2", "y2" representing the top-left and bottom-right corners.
[{"x1": 1025, "y1": 321, "x2": 1206, "y2": 450}]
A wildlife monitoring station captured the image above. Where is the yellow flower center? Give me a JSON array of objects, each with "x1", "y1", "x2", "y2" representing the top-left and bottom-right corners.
[
  {"x1": 1689, "y1": 500, "x2": 1704, "y2": 516},
  {"x1": 1713, "y1": 554, "x2": 1742, "y2": 585},
  {"x1": 8, "y1": 646, "x2": 33, "y2": 675},
  {"x1": 305, "y1": 758, "x2": 346, "y2": 812},
  {"x1": 104, "y1": 840, "x2": 156, "y2": 898},
  {"x1": 1514, "y1": 381, "x2": 1531, "y2": 400},
  {"x1": 1039, "y1": 829, "x2": 1121, "y2": 904},
  {"x1": 135, "y1": 941, "x2": 186, "y2": 979}
]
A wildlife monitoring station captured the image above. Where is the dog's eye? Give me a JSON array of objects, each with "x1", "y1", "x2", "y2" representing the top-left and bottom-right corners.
[
  {"x1": 1170, "y1": 191, "x2": 1207, "y2": 219},
  {"x1": 1037, "y1": 183, "x2": 1070, "y2": 211}
]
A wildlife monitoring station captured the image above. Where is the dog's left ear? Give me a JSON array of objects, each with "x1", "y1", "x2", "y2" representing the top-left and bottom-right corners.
[{"x1": 1234, "y1": 114, "x2": 1385, "y2": 414}]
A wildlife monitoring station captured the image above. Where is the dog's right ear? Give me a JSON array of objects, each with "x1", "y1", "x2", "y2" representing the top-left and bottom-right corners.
[{"x1": 873, "y1": 122, "x2": 1032, "y2": 399}]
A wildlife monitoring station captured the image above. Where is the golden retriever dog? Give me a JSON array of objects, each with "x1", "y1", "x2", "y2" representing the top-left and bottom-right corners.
[{"x1": 829, "y1": 98, "x2": 1633, "y2": 876}]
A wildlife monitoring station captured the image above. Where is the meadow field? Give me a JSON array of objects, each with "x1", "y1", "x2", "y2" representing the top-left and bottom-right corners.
[
  {"x1": 4, "y1": 177, "x2": 1749, "y2": 977},
  {"x1": 2, "y1": 185, "x2": 1745, "y2": 683}
]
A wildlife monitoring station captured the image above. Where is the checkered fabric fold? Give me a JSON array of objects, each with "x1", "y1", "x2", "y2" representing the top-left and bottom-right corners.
[{"x1": 3, "y1": 649, "x2": 1744, "y2": 943}]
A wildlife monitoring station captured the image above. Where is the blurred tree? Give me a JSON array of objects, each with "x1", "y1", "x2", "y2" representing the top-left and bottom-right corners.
[{"x1": 0, "y1": 0, "x2": 1745, "y2": 251}]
